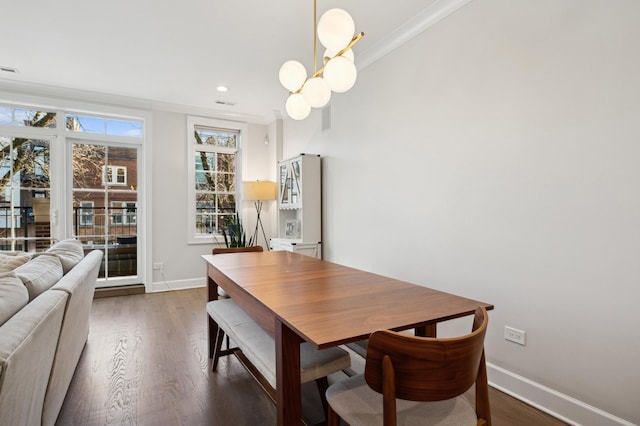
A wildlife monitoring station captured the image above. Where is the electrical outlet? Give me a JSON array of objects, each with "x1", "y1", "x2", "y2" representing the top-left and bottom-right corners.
[
  {"x1": 153, "y1": 262, "x2": 163, "y2": 270},
  {"x1": 504, "y1": 326, "x2": 526, "y2": 346}
]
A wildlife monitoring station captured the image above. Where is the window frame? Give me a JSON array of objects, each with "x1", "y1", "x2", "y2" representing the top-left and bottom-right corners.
[{"x1": 186, "y1": 116, "x2": 245, "y2": 245}]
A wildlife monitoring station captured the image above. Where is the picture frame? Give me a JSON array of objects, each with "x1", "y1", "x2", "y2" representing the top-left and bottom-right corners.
[{"x1": 285, "y1": 219, "x2": 298, "y2": 238}]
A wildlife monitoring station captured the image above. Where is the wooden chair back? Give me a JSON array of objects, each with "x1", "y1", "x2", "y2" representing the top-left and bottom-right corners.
[
  {"x1": 212, "y1": 246, "x2": 264, "y2": 255},
  {"x1": 364, "y1": 307, "x2": 490, "y2": 425}
]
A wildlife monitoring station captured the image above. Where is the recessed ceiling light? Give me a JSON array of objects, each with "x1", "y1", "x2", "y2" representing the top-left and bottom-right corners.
[
  {"x1": 216, "y1": 85, "x2": 229, "y2": 92},
  {"x1": 0, "y1": 66, "x2": 19, "y2": 74}
]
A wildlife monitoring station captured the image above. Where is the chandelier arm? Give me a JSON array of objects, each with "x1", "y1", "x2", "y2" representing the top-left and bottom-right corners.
[
  {"x1": 286, "y1": 7, "x2": 365, "y2": 102},
  {"x1": 311, "y1": 32, "x2": 365, "y2": 79},
  {"x1": 337, "y1": 32, "x2": 364, "y2": 58}
]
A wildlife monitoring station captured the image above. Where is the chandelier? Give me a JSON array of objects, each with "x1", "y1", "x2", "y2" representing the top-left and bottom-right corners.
[{"x1": 279, "y1": 0, "x2": 364, "y2": 120}]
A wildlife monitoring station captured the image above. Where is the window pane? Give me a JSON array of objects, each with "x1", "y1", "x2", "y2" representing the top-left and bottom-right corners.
[
  {"x1": 217, "y1": 172, "x2": 235, "y2": 192},
  {"x1": 194, "y1": 128, "x2": 237, "y2": 148},
  {"x1": 13, "y1": 109, "x2": 56, "y2": 128},
  {"x1": 0, "y1": 136, "x2": 52, "y2": 252},
  {"x1": 14, "y1": 140, "x2": 50, "y2": 188},
  {"x1": 0, "y1": 108, "x2": 11, "y2": 125},
  {"x1": 217, "y1": 152, "x2": 235, "y2": 172},
  {"x1": 195, "y1": 152, "x2": 216, "y2": 172},
  {"x1": 73, "y1": 144, "x2": 105, "y2": 189},
  {"x1": 218, "y1": 194, "x2": 235, "y2": 213},
  {"x1": 66, "y1": 115, "x2": 104, "y2": 134},
  {"x1": 106, "y1": 119, "x2": 143, "y2": 138},
  {"x1": 195, "y1": 171, "x2": 215, "y2": 191},
  {"x1": 66, "y1": 115, "x2": 143, "y2": 138},
  {"x1": 195, "y1": 193, "x2": 216, "y2": 235}
]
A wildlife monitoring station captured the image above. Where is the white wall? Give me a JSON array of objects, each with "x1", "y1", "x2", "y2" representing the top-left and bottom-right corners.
[
  {"x1": 283, "y1": 0, "x2": 640, "y2": 424},
  {"x1": 151, "y1": 110, "x2": 273, "y2": 291}
]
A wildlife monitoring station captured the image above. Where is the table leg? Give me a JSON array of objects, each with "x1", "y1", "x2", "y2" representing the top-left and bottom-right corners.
[
  {"x1": 275, "y1": 318, "x2": 302, "y2": 426},
  {"x1": 207, "y1": 274, "x2": 219, "y2": 358},
  {"x1": 415, "y1": 323, "x2": 437, "y2": 337}
]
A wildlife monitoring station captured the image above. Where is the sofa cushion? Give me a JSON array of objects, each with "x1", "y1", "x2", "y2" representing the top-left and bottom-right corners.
[
  {"x1": 46, "y1": 239, "x2": 85, "y2": 274},
  {"x1": 0, "y1": 252, "x2": 32, "y2": 273},
  {"x1": 14, "y1": 254, "x2": 63, "y2": 301},
  {"x1": 0, "y1": 272, "x2": 29, "y2": 326}
]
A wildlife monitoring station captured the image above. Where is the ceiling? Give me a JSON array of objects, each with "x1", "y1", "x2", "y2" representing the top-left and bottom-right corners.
[{"x1": 1, "y1": 0, "x2": 451, "y2": 121}]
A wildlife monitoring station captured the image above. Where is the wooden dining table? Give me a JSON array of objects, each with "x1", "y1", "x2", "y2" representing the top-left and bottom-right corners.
[{"x1": 203, "y1": 251, "x2": 493, "y2": 426}]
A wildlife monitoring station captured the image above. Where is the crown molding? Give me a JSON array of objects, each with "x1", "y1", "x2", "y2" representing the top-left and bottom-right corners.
[{"x1": 358, "y1": 0, "x2": 475, "y2": 70}]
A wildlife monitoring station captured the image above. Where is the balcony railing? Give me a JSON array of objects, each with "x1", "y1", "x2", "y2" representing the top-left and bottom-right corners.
[{"x1": 0, "y1": 205, "x2": 137, "y2": 252}]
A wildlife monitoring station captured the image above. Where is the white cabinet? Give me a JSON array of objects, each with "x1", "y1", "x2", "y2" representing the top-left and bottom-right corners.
[
  {"x1": 269, "y1": 240, "x2": 322, "y2": 259},
  {"x1": 270, "y1": 154, "x2": 321, "y2": 258}
]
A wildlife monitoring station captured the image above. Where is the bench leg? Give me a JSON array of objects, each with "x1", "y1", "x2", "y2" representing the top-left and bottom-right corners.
[
  {"x1": 212, "y1": 327, "x2": 226, "y2": 372},
  {"x1": 315, "y1": 376, "x2": 329, "y2": 420}
]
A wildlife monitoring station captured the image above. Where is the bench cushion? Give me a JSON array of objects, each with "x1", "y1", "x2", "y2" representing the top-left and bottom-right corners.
[{"x1": 206, "y1": 298, "x2": 351, "y2": 387}]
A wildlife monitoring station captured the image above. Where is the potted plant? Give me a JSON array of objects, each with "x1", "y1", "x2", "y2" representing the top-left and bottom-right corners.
[{"x1": 222, "y1": 212, "x2": 255, "y2": 248}]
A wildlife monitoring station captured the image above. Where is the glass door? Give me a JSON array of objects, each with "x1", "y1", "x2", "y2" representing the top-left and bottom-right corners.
[{"x1": 71, "y1": 141, "x2": 139, "y2": 287}]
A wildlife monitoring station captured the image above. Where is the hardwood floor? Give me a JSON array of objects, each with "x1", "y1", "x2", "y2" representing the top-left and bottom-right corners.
[{"x1": 56, "y1": 288, "x2": 567, "y2": 426}]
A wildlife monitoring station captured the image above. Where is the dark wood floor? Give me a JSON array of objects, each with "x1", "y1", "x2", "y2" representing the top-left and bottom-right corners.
[{"x1": 56, "y1": 288, "x2": 567, "y2": 426}]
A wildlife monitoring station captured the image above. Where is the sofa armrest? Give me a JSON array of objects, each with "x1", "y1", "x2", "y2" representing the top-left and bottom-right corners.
[
  {"x1": 42, "y1": 250, "x2": 103, "y2": 426},
  {"x1": 0, "y1": 291, "x2": 68, "y2": 426}
]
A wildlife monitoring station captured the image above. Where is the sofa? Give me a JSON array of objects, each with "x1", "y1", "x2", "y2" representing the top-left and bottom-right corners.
[{"x1": 0, "y1": 239, "x2": 103, "y2": 426}]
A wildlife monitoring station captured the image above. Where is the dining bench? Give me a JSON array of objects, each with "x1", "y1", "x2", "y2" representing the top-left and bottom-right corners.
[{"x1": 206, "y1": 298, "x2": 351, "y2": 409}]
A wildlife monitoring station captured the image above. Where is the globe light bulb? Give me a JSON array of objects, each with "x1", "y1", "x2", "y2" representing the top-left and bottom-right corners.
[
  {"x1": 279, "y1": 60, "x2": 307, "y2": 92},
  {"x1": 301, "y1": 77, "x2": 331, "y2": 108},
  {"x1": 323, "y1": 47, "x2": 354, "y2": 63},
  {"x1": 285, "y1": 93, "x2": 311, "y2": 120},
  {"x1": 317, "y1": 9, "x2": 355, "y2": 51},
  {"x1": 323, "y1": 56, "x2": 358, "y2": 93}
]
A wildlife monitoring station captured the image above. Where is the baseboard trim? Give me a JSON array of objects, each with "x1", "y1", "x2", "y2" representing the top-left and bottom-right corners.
[
  {"x1": 148, "y1": 277, "x2": 204, "y2": 293},
  {"x1": 94, "y1": 284, "x2": 145, "y2": 299},
  {"x1": 487, "y1": 363, "x2": 635, "y2": 426}
]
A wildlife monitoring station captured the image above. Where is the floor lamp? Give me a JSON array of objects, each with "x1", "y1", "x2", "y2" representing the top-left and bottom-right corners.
[{"x1": 242, "y1": 181, "x2": 277, "y2": 250}]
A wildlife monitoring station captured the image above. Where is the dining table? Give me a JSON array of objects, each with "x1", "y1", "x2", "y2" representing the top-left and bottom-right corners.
[{"x1": 203, "y1": 250, "x2": 493, "y2": 426}]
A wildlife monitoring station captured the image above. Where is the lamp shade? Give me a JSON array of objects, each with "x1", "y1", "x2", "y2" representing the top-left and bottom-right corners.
[
  {"x1": 323, "y1": 56, "x2": 358, "y2": 93},
  {"x1": 279, "y1": 60, "x2": 307, "y2": 92},
  {"x1": 285, "y1": 93, "x2": 311, "y2": 120},
  {"x1": 317, "y1": 8, "x2": 355, "y2": 51},
  {"x1": 302, "y1": 77, "x2": 331, "y2": 108},
  {"x1": 243, "y1": 181, "x2": 277, "y2": 201}
]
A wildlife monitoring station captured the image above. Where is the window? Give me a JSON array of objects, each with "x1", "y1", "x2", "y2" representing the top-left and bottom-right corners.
[
  {"x1": 110, "y1": 201, "x2": 136, "y2": 225},
  {"x1": 187, "y1": 116, "x2": 246, "y2": 243},
  {"x1": 103, "y1": 165, "x2": 127, "y2": 185},
  {"x1": 1, "y1": 101, "x2": 146, "y2": 286},
  {"x1": 79, "y1": 201, "x2": 94, "y2": 226}
]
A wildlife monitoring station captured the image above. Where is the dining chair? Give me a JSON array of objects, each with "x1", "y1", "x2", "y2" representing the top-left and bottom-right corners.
[
  {"x1": 326, "y1": 306, "x2": 490, "y2": 426},
  {"x1": 211, "y1": 246, "x2": 264, "y2": 255}
]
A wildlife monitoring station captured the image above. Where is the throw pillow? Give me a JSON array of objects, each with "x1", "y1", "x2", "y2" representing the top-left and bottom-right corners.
[
  {"x1": 0, "y1": 271, "x2": 30, "y2": 326},
  {"x1": 0, "y1": 252, "x2": 32, "y2": 273},
  {"x1": 46, "y1": 238, "x2": 85, "y2": 274},
  {"x1": 14, "y1": 253, "x2": 63, "y2": 301}
]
